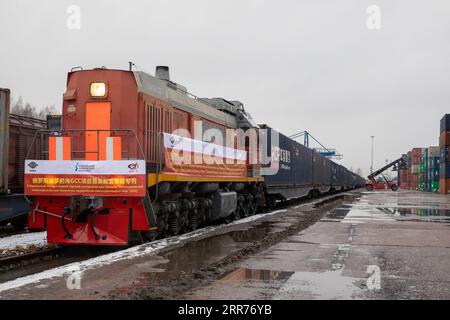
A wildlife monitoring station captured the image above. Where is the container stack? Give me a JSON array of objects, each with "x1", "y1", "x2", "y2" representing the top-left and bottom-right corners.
[
  {"x1": 419, "y1": 148, "x2": 428, "y2": 191},
  {"x1": 399, "y1": 152, "x2": 411, "y2": 189},
  {"x1": 440, "y1": 114, "x2": 450, "y2": 194},
  {"x1": 428, "y1": 146, "x2": 440, "y2": 192},
  {"x1": 399, "y1": 168, "x2": 409, "y2": 189},
  {"x1": 410, "y1": 148, "x2": 422, "y2": 190},
  {"x1": 398, "y1": 115, "x2": 449, "y2": 193}
]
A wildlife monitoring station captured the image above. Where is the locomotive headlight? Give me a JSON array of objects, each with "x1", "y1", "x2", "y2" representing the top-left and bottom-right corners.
[{"x1": 90, "y1": 82, "x2": 107, "y2": 97}]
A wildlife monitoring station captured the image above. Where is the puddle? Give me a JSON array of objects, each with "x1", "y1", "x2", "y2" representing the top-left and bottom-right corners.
[
  {"x1": 274, "y1": 269, "x2": 362, "y2": 300},
  {"x1": 215, "y1": 267, "x2": 362, "y2": 300},
  {"x1": 324, "y1": 208, "x2": 351, "y2": 220},
  {"x1": 220, "y1": 268, "x2": 294, "y2": 282},
  {"x1": 111, "y1": 220, "x2": 281, "y2": 296},
  {"x1": 323, "y1": 191, "x2": 450, "y2": 224}
]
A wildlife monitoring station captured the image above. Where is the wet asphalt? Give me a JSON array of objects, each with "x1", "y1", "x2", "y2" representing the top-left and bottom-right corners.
[
  {"x1": 0, "y1": 190, "x2": 449, "y2": 300},
  {"x1": 188, "y1": 190, "x2": 450, "y2": 300}
]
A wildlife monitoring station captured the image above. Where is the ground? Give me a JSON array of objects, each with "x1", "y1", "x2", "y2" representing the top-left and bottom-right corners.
[{"x1": 0, "y1": 190, "x2": 449, "y2": 300}]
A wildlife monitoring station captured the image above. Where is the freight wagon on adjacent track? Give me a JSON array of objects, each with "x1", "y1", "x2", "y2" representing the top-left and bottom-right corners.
[
  {"x1": 23, "y1": 66, "x2": 365, "y2": 246},
  {"x1": 0, "y1": 88, "x2": 48, "y2": 229}
]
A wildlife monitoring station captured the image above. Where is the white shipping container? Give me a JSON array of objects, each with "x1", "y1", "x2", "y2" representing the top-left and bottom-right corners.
[{"x1": 428, "y1": 146, "x2": 440, "y2": 157}]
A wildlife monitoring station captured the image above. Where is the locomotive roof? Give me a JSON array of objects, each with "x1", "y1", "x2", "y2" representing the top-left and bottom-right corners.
[
  {"x1": 69, "y1": 67, "x2": 258, "y2": 129},
  {"x1": 133, "y1": 70, "x2": 239, "y2": 128}
]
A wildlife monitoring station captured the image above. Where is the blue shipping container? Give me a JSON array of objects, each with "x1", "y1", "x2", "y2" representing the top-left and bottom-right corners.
[
  {"x1": 441, "y1": 114, "x2": 450, "y2": 134},
  {"x1": 440, "y1": 162, "x2": 450, "y2": 179},
  {"x1": 262, "y1": 126, "x2": 313, "y2": 187},
  {"x1": 441, "y1": 147, "x2": 449, "y2": 163}
]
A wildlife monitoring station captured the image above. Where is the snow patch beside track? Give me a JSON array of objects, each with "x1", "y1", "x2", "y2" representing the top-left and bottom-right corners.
[{"x1": 0, "y1": 232, "x2": 47, "y2": 251}]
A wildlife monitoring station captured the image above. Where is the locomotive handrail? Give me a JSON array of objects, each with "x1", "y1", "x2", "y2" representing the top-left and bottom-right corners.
[
  {"x1": 152, "y1": 131, "x2": 164, "y2": 204},
  {"x1": 23, "y1": 128, "x2": 148, "y2": 205},
  {"x1": 25, "y1": 128, "x2": 146, "y2": 161}
]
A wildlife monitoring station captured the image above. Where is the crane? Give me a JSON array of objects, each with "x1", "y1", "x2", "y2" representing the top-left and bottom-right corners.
[
  {"x1": 289, "y1": 131, "x2": 343, "y2": 160},
  {"x1": 366, "y1": 157, "x2": 406, "y2": 191}
]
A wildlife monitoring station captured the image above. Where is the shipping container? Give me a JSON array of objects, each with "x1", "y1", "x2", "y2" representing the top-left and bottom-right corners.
[
  {"x1": 261, "y1": 126, "x2": 314, "y2": 199},
  {"x1": 440, "y1": 162, "x2": 450, "y2": 179},
  {"x1": 430, "y1": 179, "x2": 440, "y2": 193},
  {"x1": 0, "y1": 88, "x2": 9, "y2": 195},
  {"x1": 439, "y1": 131, "x2": 450, "y2": 147},
  {"x1": 423, "y1": 149, "x2": 429, "y2": 191},
  {"x1": 411, "y1": 164, "x2": 420, "y2": 174},
  {"x1": 441, "y1": 146, "x2": 449, "y2": 163},
  {"x1": 8, "y1": 114, "x2": 47, "y2": 192},
  {"x1": 440, "y1": 178, "x2": 450, "y2": 194},
  {"x1": 411, "y1": 148, "x2": 423, "y2": 164},
  {"x1": 428, "y1": 146, "x2": 440, "y2": 157},
  {"x1": 428, "y1": 156, "x2": 440, "y2": 169},
  {"x1": 1, "y1": 90, "x2": 47, "y2": 227},
  {"x1": 399, "y1": 168, "x2": 409, "y2": 189},
  {"x1": 440, "y1": 114, "x2": 450, "y2": 133},
  {"x1": 429, "y1": 166, "x2": 440, "y2": 181},
  {"x1": 312, "y1": 152, "x2": 332, "y2": 191}
]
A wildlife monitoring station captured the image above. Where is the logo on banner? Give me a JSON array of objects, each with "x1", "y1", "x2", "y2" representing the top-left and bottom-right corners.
[
  {"x1": 128, "y1": 163, "x2": 140, "y2": 173},
  {"x1": 128, "y1": 163, "x2": 139, "y2": 170},
  {"x1": 74, "y1": 163, "x2": 96, "y2": 173},
  {"x1": 28, "y1": 162, "x2": 38, "y2": 169},
  {"x1": 169, "y1": 136, "x2": 176, "y2": 146}
]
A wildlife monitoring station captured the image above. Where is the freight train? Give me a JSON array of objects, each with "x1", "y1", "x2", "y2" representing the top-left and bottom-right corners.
[
  {"x1": 24, "y1": 66, "x2": 365, "y2": 246},
  {"x1": 1, "y1": 88, "x2": 49, "y2": 229}
]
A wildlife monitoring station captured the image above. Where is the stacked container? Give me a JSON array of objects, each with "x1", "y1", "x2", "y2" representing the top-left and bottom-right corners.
[
  {"x1": 399, "y1": 168, "x2": 409, "y2": 189},
  {"x1": 428, "y1": 146, "x2": 440, "y2": 192},
  {"x1": 410, "y1": 148, "x2": 422, "y2": 190},
  {"x1": 440, "y1": 114, "x2": 450, "y2": 194},
  {"x1": 398, "y1": 153, "x2": 410, "y2": 189},
  {"x1": 419, "y1": 148, "x2": 428, "y2": 191}
]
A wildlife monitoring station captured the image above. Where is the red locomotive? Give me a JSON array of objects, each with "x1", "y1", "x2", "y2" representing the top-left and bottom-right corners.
[
  {"x1": 25, "y1": 66, "x2": 365, "y2": 246},
  {"x1": 25, "y1": 66, "x2": 266, "y2": 245}
]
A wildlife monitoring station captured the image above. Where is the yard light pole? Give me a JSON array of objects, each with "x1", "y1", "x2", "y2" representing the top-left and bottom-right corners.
[{"x1": 370, "y1": 136, "x2": 375, "y2": 174}]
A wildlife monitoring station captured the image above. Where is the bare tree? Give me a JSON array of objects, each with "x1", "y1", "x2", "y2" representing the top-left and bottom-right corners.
[
  {"x1": 11, "y1": 96, "x2": 57, "y2": 119},
  {"x1": 38, "y1": 105, "x2": 57, "y2": 119}
]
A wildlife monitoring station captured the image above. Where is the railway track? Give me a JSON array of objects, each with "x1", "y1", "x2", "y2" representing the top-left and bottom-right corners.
[
  {"x1": 0, "y1": 190, "x2": 355, "y2": 284},
  {"x1": 0, "y1": 247, "x2": 65, "y2": 269}
]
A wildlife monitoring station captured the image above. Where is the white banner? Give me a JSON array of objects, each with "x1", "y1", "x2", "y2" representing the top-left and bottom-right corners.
[
  {"x1": 25, "y1": 160, "x2": 146, "y2": 175},
  {"x1": 163, "y1": 133, "x2": 247, "y2": 161}
]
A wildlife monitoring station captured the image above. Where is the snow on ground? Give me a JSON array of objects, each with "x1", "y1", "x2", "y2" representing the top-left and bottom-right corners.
[
  {"x1": 0, "y1": 209, "x2": 287, "y2": 294},
  {"x1": 0, "y1": 232, "x2": 47, "y2": 251}
]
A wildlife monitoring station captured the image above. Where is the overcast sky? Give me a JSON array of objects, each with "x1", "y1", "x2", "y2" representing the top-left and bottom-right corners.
[{"x1": 1, "y1": 0, "x2": 449, "y2": 176}]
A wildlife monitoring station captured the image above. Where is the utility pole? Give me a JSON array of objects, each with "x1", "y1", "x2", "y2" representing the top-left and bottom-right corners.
[{"x1": 370, "y1": 136, "x2": 375, "y2": 174}]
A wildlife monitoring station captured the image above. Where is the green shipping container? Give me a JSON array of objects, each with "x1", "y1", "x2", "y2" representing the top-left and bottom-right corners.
[{"x1": 430, "y1": 180, "x2": 440, "y2": 192}]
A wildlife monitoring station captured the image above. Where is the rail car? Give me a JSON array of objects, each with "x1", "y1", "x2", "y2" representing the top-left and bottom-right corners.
[
  {"x1": 1, "y1": 88, "x2": 50, "y2": 229},
  {"x1": 24, "y1": 66, "x2": 365, "y2": 246}
]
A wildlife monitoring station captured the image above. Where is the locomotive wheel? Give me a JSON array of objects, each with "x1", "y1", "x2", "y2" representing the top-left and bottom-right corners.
[
  {"x1": 141, "y1": 230, "x2": 158, "y2": 242},
  {"x1": 11, "y1": 216, "x2": 27, "y2": 231},
  {"x1": 224, "y1": 212, "x2": 235, "y2": 224},
  {"x1": 168, "y1": 213, "x2": 180, "y2": 236},
  {"x1": 188, "y1": 210, "x2": 199, "y2": 231},
  {"x1": 248, "y1": 199, "x2": 258, "y2": 216}
]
